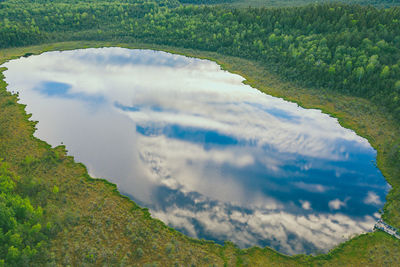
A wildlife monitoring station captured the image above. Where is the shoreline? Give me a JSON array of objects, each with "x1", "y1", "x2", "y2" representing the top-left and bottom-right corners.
[{"x1": 1, "y1": 40, "x2": 399, "y2": 265}]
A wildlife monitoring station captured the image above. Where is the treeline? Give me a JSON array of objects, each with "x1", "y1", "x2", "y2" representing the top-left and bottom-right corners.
[
  {"x1": 0, "y1": 1, "x2": 399, "y2": 120},
  {"x1": 179, "y1": 0, "x2": 400, "y2": 7},
  {"x1": 0, "y1": 1, "x2": 399, "y2": 122},
  {"x1": 348, "y1": 0, "x2": 400, "y2": 7},
  {"x1": 178, "y1": 0, "x2": 234, "y2": 5},
  {"x1": 133, "y1": 4, "x2": 400, "y2": 120}
]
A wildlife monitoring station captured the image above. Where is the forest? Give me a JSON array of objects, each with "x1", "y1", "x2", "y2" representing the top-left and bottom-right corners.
[
  {"x1": 0, "y1": 1, "x2": 399, "y2": 122},
  {"x1": 0, "y1": 0, "x2": 400, "y2": 265}
]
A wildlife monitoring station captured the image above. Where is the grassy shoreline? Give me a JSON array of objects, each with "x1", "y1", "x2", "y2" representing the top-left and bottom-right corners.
[{"x1": 1, "y1": 41, "x2": 399, "y2": 265}]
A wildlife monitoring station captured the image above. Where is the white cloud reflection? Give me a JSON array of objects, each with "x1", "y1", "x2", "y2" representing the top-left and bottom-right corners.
[
  {"x1": 364, "y1": 191, "x2": 382, "y2": 206},
  {"x1": 5, "y1": 48, "x2": 371, "y2": 161},
  {"x1": 152, "y1": 199, "x2": 377, "y2": 255},
  {"x1": 2, "y1": 47, "x2": 387, "y2": 255},
  {"x1": 328, "y1": 198, "x2": 348, "y2": 210},
  {"x1": 293, "y1": 182, "x2": 330, "y2": 193},
  {"x1": 300, "y1": 200, "x2": 312, "y2": 210}
]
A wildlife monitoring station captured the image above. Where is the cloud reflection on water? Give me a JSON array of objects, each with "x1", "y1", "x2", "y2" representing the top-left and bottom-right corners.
[{"x1": 2, "y1": 47, "x2": 389, "y2": 255}]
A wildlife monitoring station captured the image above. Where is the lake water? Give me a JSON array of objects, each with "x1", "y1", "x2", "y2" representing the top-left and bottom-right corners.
[{"x1": 2, "y1": 47, "x2": 389, "y2": 255}]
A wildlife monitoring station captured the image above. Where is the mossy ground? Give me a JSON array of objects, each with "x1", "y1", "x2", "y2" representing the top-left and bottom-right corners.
[{"x1": 0, "y1": 41, "x2": 399, "y2": 266}]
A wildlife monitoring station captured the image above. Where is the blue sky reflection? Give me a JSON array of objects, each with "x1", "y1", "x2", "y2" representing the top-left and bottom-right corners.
[{"x1": 2, "y1": 47, "x2": 389, "y2": 255}]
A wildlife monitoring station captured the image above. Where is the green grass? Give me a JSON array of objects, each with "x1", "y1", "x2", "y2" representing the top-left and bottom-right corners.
[{"x1": 0, "y1": 41, "x2": 399, "y2": 266}]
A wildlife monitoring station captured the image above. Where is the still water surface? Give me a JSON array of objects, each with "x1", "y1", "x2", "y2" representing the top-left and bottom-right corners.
[{"x1": 2, "y1": 48, "x2": 389, "y2": 254}]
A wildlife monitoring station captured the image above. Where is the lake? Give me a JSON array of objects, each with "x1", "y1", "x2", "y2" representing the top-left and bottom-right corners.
[{"x1": 2, "y1": 47, "x2": 389, "y2": 255}]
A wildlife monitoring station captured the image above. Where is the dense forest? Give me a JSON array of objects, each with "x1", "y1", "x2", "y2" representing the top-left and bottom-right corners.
[
  {"x1": 0, "y1": 1, "x2": 399, "y2": 122},
  {"x1": 1, "y1": 0, "x2": 400, "y2": 265}
]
